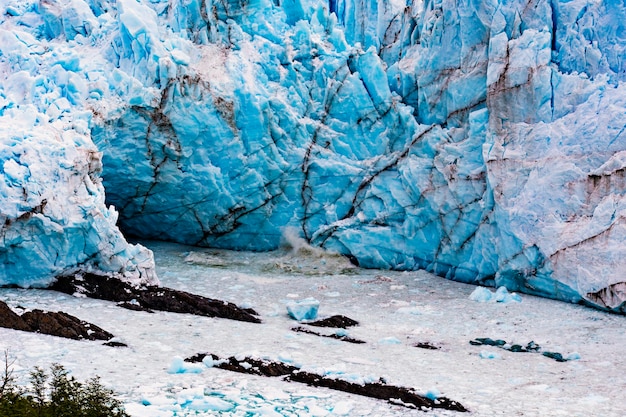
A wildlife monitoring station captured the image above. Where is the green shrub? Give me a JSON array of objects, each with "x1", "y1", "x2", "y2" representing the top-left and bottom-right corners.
[{"x1": 0, "y1": 353, "x2": 129, "y2": 417}]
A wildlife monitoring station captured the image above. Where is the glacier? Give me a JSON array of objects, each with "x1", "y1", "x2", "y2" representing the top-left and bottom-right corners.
[{"x1": 0, "y1": 0, "x2": 625, "y2": 312}]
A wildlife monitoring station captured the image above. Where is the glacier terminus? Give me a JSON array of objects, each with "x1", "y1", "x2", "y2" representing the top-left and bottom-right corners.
[{"x1": 1, "y1": 0, "x2": 625, "y2": 313}]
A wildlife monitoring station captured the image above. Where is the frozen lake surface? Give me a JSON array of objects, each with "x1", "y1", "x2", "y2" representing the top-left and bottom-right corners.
[{"x1": 1, "y1": 240, "x2": 625, "y2": 416}]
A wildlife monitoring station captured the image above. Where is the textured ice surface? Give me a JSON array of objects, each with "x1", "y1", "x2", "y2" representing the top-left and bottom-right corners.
[
  {"x1": 0, "y1": 106, "x2": 156, "y2": 286},
  {"x1": 0, "y1": 0, "x2": 625, "y2": 311},
  {"x1": 286, "y1": 297, "x2": 320, "y2": 321}
]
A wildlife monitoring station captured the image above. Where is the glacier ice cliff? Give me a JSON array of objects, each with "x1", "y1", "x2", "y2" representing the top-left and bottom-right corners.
[
  {"x1": 1, "y1": 0, "x2": 625, "y2": 312},
  {"x1": 0, "y1": 106, "x2": 157, "y2": 286}
]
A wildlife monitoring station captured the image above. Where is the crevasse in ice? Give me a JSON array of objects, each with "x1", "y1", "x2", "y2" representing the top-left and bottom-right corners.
[{"x1": 0, "y1": 0, "x2": 625, "y2": 312}]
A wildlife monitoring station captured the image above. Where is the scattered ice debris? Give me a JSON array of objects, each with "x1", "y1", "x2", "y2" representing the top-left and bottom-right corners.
[
  {"x1": 167, "y1": 356, "x2": 204, "y2": 374},
  {"x1": 286, "y1": 297, "x2": 320, "y2": 321},
  {"x1": 468, "y1": 287, "x2": 493, "y2": 302},
  {"x1": 470, "y1": 338, "x2": 580, "y2": 362},
  {"x1": 184, "y1": 396, "x2": 234, "y2": 412},
  {"x1": 479, "y1": 351, "x2": 502, "y2": 360},
  {"x1": 469, "y1": 286, "x2": 522, "y2": 303},
  {"x1": 494, "y1": 287, "x2": 523, "y2": 303},
  {"x1": 396, "y1": 306, "x2": 423, "y2": 315},
  {"x1": 140, "y1": 388, "x2": 236, "y2": 414},
  {"x1": 175, "y1": 389, "x2": 234, "y2": 412},
  {"x1": 183, "y1": 353, "x2": 468, "y2": 412},
  {"x1": 183, "y1": 251, "x2": 229, "y2": 267},
  {"x1": 378, "y1": 337, "x2": 402, "y2": 345},
  {"x1": 331, "y1": 400, "x2": 354, "y2": 415},
  {"x1": 201, "y1": 355, "x2": 215, "y2": 368}
]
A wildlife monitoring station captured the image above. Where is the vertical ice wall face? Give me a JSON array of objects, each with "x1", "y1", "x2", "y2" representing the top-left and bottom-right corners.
[
  {"x1": 0, "y1": 2, "x2": 157, "y2": 286},
  {"x1": 90, "y1": 0, "x2": 430, "y2": 253},
  {"x1": 327, "y1": 0, "x2": 626, "y2": 311},
  {"x1": 1, "y1": 0, "x2": 625, "y2": 312},
  {"x1": 0, "y1": 107, "x2": 157, "y2": 287}
]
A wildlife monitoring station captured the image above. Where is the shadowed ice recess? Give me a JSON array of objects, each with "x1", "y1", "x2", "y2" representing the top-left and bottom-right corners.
[{"x1": 1, "y1": 0, "x2": 626, "y2": 312}]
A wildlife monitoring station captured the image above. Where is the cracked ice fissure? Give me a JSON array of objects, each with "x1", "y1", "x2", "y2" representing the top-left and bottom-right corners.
[{"x1": 1, "y1": 0, "x2": 626, "y2": 314}]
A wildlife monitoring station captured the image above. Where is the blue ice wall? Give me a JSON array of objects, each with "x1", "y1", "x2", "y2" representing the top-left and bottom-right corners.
[{"x1": 1, "y1": 0, "x2": 625, "y2": 312}]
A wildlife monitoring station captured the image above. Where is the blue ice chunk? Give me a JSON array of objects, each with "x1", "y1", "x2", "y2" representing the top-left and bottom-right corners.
[
  {"x1": 470, "y1": 286, "x2": 522, "y2": 304},
  {"x1": 378, "y1": 337, "x2": 401, "y2": 345},
  {"x1": 60, "y1": 0, "x2": 98, "y2": 41},
  {"x1": 50, "y1": 52, "x2": 81, "y2": 72},
  {"x1": 167, "y1": 356, "x2": 203, "y2": 374},
  {"x1": 424, "y1": 389, "x2": 441, "y2": 401},
  {"x1": 479, "y1": 351, "x2": 502, "y2": 360},
  {"x1": 37, "y1": 2, "x2": 64, "y2": 40},
  {"x1": 286, "y1": 297, "x2": 320, "y2": 321},
  {"x1": 202, "y1": 355, "x2": 215, "y2": 368},
  {"x1": 469, "y1": 287, "x2": 493, "y2": 303},
  {"x1": 494, "y1": 287, "x2": 522, "y2": 303},
  {"x1": 184, "y1": 397, "x2": 234, "y2": 412}
]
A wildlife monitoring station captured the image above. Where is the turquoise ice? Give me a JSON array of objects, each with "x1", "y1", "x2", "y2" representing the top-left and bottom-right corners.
[{"x1": 0, "y1": 0, "x2": 625, "y2": 312}]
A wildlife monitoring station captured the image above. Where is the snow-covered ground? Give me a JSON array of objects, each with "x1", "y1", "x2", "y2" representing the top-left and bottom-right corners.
[{"x1": 1, "y1": 240, "x2": 625, "y2": 416}]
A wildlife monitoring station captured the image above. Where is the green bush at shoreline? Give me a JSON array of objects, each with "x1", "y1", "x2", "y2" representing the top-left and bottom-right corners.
[{"x1": 1, "y1": 356, "x2": 128, "y2": 417}]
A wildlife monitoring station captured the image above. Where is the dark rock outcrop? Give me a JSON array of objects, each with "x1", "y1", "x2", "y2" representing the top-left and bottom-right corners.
[
  {"x1": 50, "y1": 273, "x2": 261, "y2": 323},
  {"x1": 0, "y1": 301, "x2": 32, "y2": 332},
  {"x1": 307, "y1": 315, "x2": 359, "y2": 328},
  {"x1": 21, "y1": 310, "x2": 113, "y2": 340},
  {"x1": 0, "y1": 301, "x2": 113, "y2": 341}
]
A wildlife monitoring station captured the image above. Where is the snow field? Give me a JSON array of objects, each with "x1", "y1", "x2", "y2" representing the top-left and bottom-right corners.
[{"x1": 0, "y1": 241, "x2": 624, "y2": 416}]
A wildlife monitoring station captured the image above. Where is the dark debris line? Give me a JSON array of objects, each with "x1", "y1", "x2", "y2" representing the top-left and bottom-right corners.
[
  {"x1": 469, "y1": 338, "x2": 574, "y2": 362},
  {"x1": 185, "y1": 353, "x2": 468, "y2": 412},
  {"x1": 290, "y1": 326, "x2": 366, "y2": 344},
  {"x1": 50, "y1": 273, "x2": 261, "y2": 323}
]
